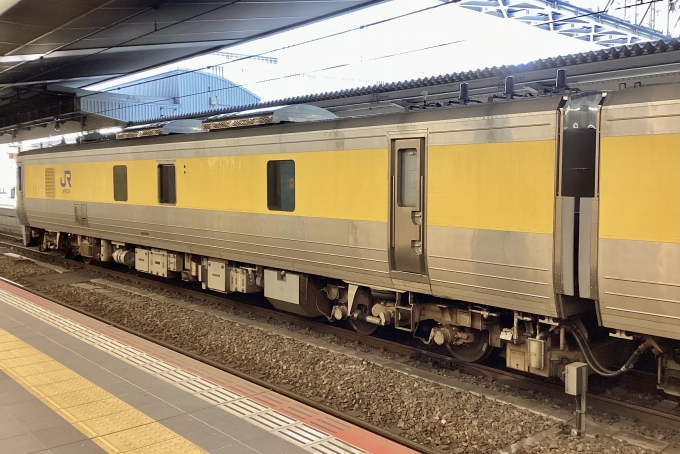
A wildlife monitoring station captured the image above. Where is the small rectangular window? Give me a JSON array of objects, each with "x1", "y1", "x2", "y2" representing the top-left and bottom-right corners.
[
  {"x1": 16, "y1": 166, "x2": 21, "y2": 191},
  {"x1": 158, "y1": 164, "x2": 176, "y2": 204},
  {"x1": 113, "y1": 165, "x2": 127, "y2": 201},
  {"x1": 397, "y1": 148, "x2": 418, "y2": 207},
  {"x1": 267, "y1": 160, "x2": 295, "y2": 212}
]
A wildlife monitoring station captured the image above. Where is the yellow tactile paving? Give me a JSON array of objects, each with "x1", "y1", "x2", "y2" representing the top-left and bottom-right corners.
[
  {"x1": 80, "y1": 409, "x2": 154, "y2": 436},
  {"x1": 20, "y1": 369, "x2": 80, "y2": 386},
  {"x1": 0, "y1": 333, "x2": 17, "y2": 343},
  {"x1": 47, "y1": 386, "x2": 112, "y2": 409},
  {"x1": 0, "y1": 327, "x2": 209, "y2": 453},
  {"x1": 0, "y1": 340, "x2": 28, "y2": 351},
  {"x1": 98, "y1": 423, "x2": 177, "y2": 452},
  {"x1": 10, "y1": 361, "x2": 69, "y2": 377},
  {"x1": 33, "y1": 377, "x2": 97, "y2": 397},
  {"x1": 1, "y1": 353, "x2": 53, "y2": 368},
  {"x1": 63, "y1": 397, "x2": 133, "y2": 421},
  {"x1": 128, "y1": 436, "x2": 207, "y2": 454},
  {"x1": 0, "y1": 346, "x2": 39, "y2": 359}
]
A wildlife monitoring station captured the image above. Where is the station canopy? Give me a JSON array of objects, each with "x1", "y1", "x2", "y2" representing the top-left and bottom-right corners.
[{"x1": 0, "y1": 0, "x2": 385, "y2": 90}]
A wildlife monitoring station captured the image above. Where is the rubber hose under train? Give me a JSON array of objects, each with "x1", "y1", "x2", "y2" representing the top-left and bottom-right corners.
[{"x1": 565, "y1": 324, "x2": 651, "y2": 377}]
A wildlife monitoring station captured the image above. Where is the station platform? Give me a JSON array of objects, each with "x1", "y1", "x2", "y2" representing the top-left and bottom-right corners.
[{"x1": 0, "y1": 279, "x2": 415, "y2": 454}]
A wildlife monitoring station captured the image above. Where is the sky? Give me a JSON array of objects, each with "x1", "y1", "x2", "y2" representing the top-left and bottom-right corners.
[{"x1": 90, "y1": 0, "x2": 603, "y2": 102}]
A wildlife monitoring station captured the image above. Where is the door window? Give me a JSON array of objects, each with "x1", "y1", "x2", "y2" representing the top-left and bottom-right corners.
[{"x1": 398, "y1": 148, "x2": 418, "y2": 207}]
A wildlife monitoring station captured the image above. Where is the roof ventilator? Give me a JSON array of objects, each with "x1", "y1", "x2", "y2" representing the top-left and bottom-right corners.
[
  {"x1": 117, "y1": 119, "x2": 206, "y2": 140},
  {"x1": 116, "y1": 105, "x2": 336, "y2": 140},
  {"x1": 161, "y1": 119, "x2": 206, "y2": 135},
  {"x1": 203, "y1": 105, "x2": 337, "y2": 131}
]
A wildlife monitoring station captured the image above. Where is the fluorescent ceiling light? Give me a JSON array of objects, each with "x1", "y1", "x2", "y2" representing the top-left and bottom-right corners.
[{"x1": 0, "y1": 54, "x2": 44, "y2": 63}]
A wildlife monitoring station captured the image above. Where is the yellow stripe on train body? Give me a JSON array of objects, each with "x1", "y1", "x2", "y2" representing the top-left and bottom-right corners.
[
  {"x1": 25, "y1": 148, "x2": 389, "y2": 223},
  {"x1": 25, "y1": 160, "x2": 159, "y2": 206},
  {"x1": 599, "y1": 133, "x2": 680, "y2": 244},
  {"x1": 25, "y1": 139, "x2": 558, "y2": 235},
  {"x1": 427, "y1": 140, "x2": 556, "y2": 234}
]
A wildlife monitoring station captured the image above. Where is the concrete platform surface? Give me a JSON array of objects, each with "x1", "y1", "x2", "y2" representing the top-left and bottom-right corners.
[{"x1": 0, "y1": 279, "x2": 415, "y2": 454}]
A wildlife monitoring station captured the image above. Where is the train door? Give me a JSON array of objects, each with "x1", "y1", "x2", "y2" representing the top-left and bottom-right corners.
[{"x1": 389, "y1": 137, "x2": 428, "y2": 279}]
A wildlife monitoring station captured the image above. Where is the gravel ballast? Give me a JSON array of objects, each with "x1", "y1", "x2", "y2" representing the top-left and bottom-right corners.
[
  {"x1": 0, "y1": 255, "x2": 672, "y2": 453},
  {"x1": 523, "y1": 425, "x2": 658, "y2": 454}
]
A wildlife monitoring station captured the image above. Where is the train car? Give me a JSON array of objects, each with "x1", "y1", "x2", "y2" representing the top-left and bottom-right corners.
[
  {"x1": 14, "y1": 82, "x2": 680, "y2": 395},
  {"x1": 594, "y1": 84, "x2": 680, "y2": 394}
]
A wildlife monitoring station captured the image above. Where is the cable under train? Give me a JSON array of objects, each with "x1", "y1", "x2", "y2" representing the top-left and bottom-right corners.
[{"x1": 14, "y1": 76, "x2": 680, "y2": 396}]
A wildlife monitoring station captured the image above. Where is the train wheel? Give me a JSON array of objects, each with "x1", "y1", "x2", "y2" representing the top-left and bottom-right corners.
[
  {"x1": 82, "y1": 256, "x2": 93, "y2": 265},
  {"x1": 446, "y1": 329, "x2": 493, "y2": 363},
  {"x1": 349, "y1": 304, "x2": 379, "y2": 336}
]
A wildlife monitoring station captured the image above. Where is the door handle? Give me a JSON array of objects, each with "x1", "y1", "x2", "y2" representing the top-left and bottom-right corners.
[
  {"x1": 411, "y1": 211, "x2": 422, "y2": 225},
  {"x1": 411, "y1": 240, "x2": 423, "y2": 255}
]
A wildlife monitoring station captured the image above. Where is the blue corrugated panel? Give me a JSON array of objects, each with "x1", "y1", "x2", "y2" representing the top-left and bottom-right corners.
[{"x1": 82, "y1": 70, "x2": 260, "y2": 123}]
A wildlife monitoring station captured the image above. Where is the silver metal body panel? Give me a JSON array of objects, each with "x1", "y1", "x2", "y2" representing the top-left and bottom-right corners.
[
  {"x1": 578, "y1": 197, "x2": 598, "y2": 301},
  {"x1": 598, "y1": 87, "x2": 680, "y2": 138},
  {"x1": 597, "y1": 84, "x2": 680, "y2": 339},
  {"x1": 16, "y1": 165, "x2": 27, "y2": 226},
  {"x1": 427, "y1": 226, "x2": 557, "y2": 316},
  {"x1": 554, "y1": 196, "x2": 575, "y2": 297},
  {"x1": 0, "y1": 206, "x2": 21, "y2": 236},
  {"x1": 23, "y1": 198, "x2": 393, "y2": 289},
  {"x1": 599, "y1": 239, "x2": 680, "y2": 339}
]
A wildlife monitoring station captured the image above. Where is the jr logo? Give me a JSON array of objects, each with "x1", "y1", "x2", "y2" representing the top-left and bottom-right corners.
[{"x1": 60, "y1": 170, "x2": 72, "y2": 188}]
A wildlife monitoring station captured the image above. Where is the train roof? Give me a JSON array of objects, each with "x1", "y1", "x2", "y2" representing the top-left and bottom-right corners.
[{"x1": 19, "y1": 94, "x2": 570, "y2": 157}]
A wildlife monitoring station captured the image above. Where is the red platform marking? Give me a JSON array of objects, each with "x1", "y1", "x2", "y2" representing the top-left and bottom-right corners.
[
  {"x1": 0, "y1": 280, "x2": 418, "y2": 453},
  {"x1": 281, "y1": 403, "x2": 318, "y2": 421},
  {"x1": 246, "y1": 391, "x2": 414, "y2": 453}
]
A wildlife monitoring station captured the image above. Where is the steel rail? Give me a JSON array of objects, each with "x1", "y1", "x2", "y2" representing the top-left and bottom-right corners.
[{"x1": 0, "y1": 234, "x2": 678, "y2": 432}]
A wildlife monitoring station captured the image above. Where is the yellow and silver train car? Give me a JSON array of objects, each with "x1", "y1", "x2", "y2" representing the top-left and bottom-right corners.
[
  {"x1": 595, "y1": 84, "x2": 680, "y2": 393},
  {"x1": 15, "y1": 83, "x2": 680, "y2": 394}
]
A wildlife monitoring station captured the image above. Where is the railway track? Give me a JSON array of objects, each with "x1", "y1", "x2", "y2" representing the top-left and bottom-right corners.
[{"x1": 0, "y1": 234, "x2": 678, "y2": 440}]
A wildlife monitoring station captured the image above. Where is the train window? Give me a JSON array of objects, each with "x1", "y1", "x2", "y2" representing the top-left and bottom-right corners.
[
  {"x1": 16, "y1": 166, "x2": 21, "y2": 191},
  {"x1": 158, "y1": 164, "x2": 176, "y2": 205},
  {"x1": 267, "y1": 160, "x2": 295, "y2": 212},
  {"x1": 398, "y1": 148, "x2": 418, "y2": 207},
  {"x1": 113, "y1": 165, "x2": 128, "y2": 202}
]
